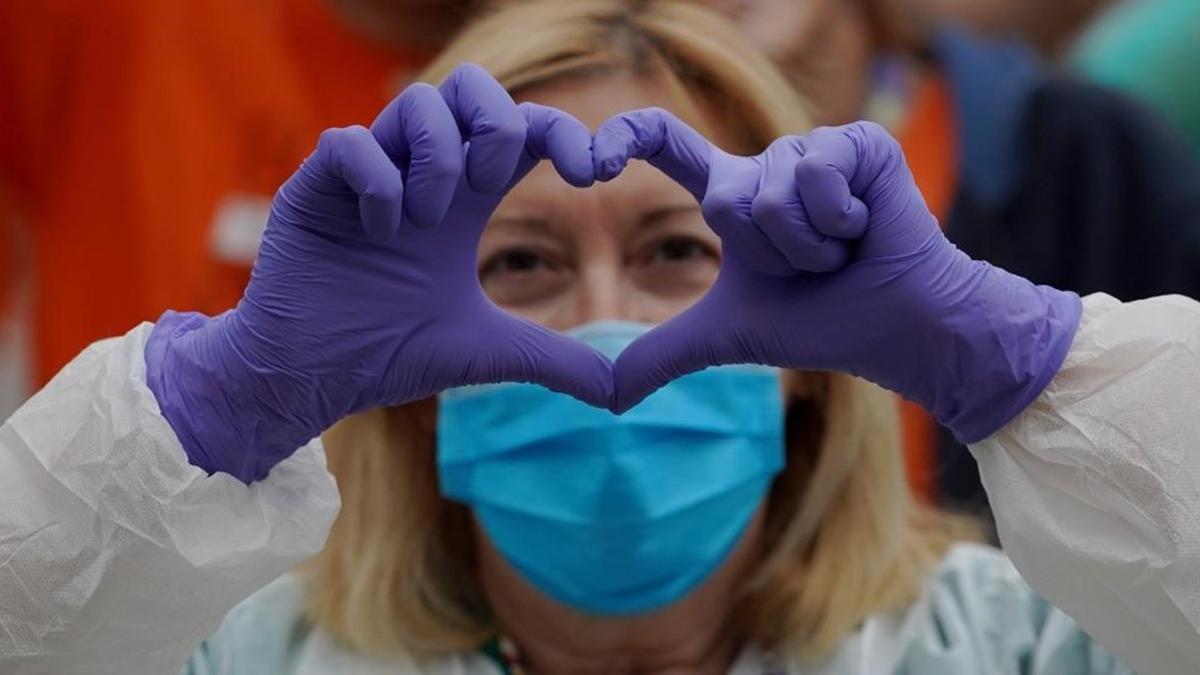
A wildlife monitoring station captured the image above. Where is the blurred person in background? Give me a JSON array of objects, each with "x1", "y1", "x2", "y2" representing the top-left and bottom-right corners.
[
  {"x1": 1072, "y1": 0, "x2": 1200, "y2": 162},
  {"x1": 868, "y1": 0, "x2": 1200, "y2": 169},
  {"x1": 915, "y1": 0, "x2": 1116, "y2": 57},
  {"x1": 0, "y1": 0, "x2": 479, "y2": 420},
  {"x1": 705, "y1": 0, "x2": 1200, "y2": 513}
]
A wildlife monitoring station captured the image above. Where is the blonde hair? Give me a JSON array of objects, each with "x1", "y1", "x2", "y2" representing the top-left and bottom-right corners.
[{"x1": 308, "y1": 0, "x2": 971, "y2": 662}]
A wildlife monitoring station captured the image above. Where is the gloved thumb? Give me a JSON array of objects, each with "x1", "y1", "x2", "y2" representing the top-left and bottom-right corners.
[{"x1": 468, "y1": 310, "x2": 616, "y2": 410}]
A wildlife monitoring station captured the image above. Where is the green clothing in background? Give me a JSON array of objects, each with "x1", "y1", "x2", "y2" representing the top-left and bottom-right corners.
[{"x1": 1072, "y1": 0, "x2": 1200, "y2": 159}]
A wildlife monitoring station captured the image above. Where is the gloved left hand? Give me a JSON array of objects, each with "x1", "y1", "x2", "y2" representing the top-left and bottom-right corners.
[
  {"x1": 593, "y1": 109, "x2": 1081, "y2": 444},
  {"x1": 146, "y1": 64, "x2": 613, "y2": 483}
]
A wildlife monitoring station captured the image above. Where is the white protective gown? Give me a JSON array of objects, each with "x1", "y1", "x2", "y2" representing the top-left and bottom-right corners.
[{"x1": 0, "y1": 293, "x2": 1197, "y2": 675}]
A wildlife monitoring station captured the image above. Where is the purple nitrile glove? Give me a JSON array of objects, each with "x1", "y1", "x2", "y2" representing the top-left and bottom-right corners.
[
  {"x1": 145, "y1": 64, "x2": 613, "y2": 483},
  {"x1": 593, "y1": 110, "x2": 1082, "y2": 444}
]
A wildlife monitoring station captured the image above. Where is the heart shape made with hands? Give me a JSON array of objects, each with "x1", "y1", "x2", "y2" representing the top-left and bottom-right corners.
[
  {"x1": 254, "y1": 63, "x2": 952, "y2": 426},
  {"x1": 155, "y1": 62, "x2": 1068, "y2": 483}
]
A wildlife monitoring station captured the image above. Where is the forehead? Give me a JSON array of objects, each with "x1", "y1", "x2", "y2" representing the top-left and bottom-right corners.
[{"x1": 513, "y1": 71, "x2": 720, "y2": 140}]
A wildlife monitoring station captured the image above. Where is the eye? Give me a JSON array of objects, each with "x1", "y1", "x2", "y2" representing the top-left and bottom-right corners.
[
  {"x1": 648, "y1": 237, "x2": 717, "y2": 264},
  {"x1": 632, "y1": 234, "x2": 720, "y2": 302},
  {"x1": 639, "y1": 236, "x2": 719, "y2": 266},
  {"x1": 478, "y1": 244, "x2": 572, "y2": 308},
  {"x1": 480, "y1": 247, "x2": 554, "y2": 278}
]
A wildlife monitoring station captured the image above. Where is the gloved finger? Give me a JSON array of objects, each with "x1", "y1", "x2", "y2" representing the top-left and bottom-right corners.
[
  {"x1": 750, "y1": 136, "x2": 851, "y2": 273},
  {"x1": 314, "y1": 125, "x2": 405, "y2": 239},
  {"x1": 370, "y1": 82, "x2": 463, "y2": 228},
  {"x1": 466, "y1": 309, "x2": 615, "y2": 409},
  {"x1": 512, "y1": 102, "x2": 595, "y2": 189},
  {"x1": 592, "y1": 107, "x2": 715, "y2": 201},
  {"x1": 438, "y1": 63, "x2": 527, "y2": 195},
  {"x1": 793, "y1": 126, "x2": 869, "y2": 240},
  {"x1": 702, "y1": 156, "x2": 797, "y2": 276},
  {"x1": 611, "y1": 297, "x2": 735, "y2": 413}
]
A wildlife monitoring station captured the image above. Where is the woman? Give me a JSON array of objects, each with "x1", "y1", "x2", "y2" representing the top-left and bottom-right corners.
[{"x1": 0, "y1": 2, "x2": 1196, "y2": 674}]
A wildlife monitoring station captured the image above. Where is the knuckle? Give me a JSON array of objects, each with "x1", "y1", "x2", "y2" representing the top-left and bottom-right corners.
[
  {"x1": 853, "y1": 119, "x2": 889, "y2": 138},
  {"x1": 632, "y1": 106, "x2": 669, "y2": 121},
  {"x1": 750, "y1": 187, "x2": 793, "y2": 222},
  {"x1": 852, "y1": 120, "x2": 900, "y2": 153},
  {"x1": 793, "y1": 153, "x2": 826, "y2": 179},
  {"x1": 337, "y1": 125, "x2": 376, "y2": 152},
  {"x1": 516, "y1": 100, "x2": 541, "y2": 123},
  {"x1": 626, "y1": 107, "x2": 673, "y2": 136},
  {"x1": 317, "y1": 126, "x2": 346, "y2": 149},
  {"x1": 315, "y1": 127, "x2": 353, "y2": 167},
  {"x1": 767, "y1": 135, "x2": 802, "y2": 154},
  {"x1": 803, "y1": 125, "x2": 839, "y2": 144},
  {"x1": 451, "y1": 62, "x2": 488, "y2": 81},
  {"x1": 343, "y1": 123, "x2": 372, "y2": 139},
  {"x1": 642, "y1": 106, "x2": 673, "y2": 120},
  {"x1": 400, "y1": 81, "x2": 440, "y2": 102},
  {"x1": 701, "y1": 188, "x2": 745, "y2": 223},
  {"x1": 396, "y1": 83, "x2": 445, "y2": 120},
  {"x1": 368, "y1": 177, "x2": 404, "y2": 204}
]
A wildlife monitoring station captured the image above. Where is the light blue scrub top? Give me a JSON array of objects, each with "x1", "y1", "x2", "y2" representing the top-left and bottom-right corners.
[{"x1": 183, "y1": 544, "x2": 1132, "y2": 675}]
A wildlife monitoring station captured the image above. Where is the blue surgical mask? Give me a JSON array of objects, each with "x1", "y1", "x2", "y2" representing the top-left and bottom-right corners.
[{"x1": 437, "y1": 321, "x2": 784, "y2": 615}]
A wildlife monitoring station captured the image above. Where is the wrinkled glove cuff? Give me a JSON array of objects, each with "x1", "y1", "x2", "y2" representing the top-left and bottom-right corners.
[
  {"x1": 935, "y1": 270, "x2": 1083, "y2": 444},
  {"x1": 145, "y1": 310, "x2": 312, "y2": 483}
]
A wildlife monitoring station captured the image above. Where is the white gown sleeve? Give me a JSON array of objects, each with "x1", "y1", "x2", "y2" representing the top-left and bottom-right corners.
[
  {"x1": 0, "y1": 323, "x2": 341, "y2": 675},
  {"x1": 972, "y1": 293, "x2": 1200, "y2": 675}
]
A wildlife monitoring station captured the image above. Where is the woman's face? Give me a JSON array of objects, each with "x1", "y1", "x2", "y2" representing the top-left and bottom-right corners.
[
  {"x1": 471, "y1": 74, "x2": 769, "y2": 664},
  {"x1": 480, "y1": 74, "x2": 722, "y2": 330}
]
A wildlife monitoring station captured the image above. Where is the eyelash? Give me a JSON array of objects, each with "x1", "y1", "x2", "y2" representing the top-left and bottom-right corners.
[
  {"x1": 638, "y1": 236, "x2": 719, "y2": 265},
  {"x1": 480, "y1": 235, "x2": 719, "y2": 280},
  {"x1": 479, "y1": 246, "x2": 556, "y2": 279}
]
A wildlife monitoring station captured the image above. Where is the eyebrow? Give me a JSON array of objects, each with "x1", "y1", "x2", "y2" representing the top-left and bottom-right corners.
[
  {"x1": 488, "y1": 203, "x2": 703, "y2": 237},
  {"x1": 638, "y1": 204, "x2": 703, "y2": 230},
  {"x1": 486, "y1": 215, "x2": 563, "y2": 238}
]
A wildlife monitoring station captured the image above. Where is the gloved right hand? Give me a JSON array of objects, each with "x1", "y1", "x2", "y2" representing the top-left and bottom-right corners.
[
  {"x1": 146, "y1": 64, "x2": 613, "y2": 483},
  {"x1": 593, "y1": 110, "x2": 1082, "y2": 444}
]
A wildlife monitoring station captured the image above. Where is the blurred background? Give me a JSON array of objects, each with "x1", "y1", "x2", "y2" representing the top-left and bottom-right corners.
[{"x1": 2, "y1": 0, "x2": 1199, "y2": 519}]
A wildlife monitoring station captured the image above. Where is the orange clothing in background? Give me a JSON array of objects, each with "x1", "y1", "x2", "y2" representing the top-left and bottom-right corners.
[
  {"x1": 0, "y1": 0, "x2": 429, "y2": 385},
  {"x1": 0, "y1": 197, "x2": 18, "y2": 317},
  {"x1": 893, "y1": 73, "x2": 959, "y2": 503}
]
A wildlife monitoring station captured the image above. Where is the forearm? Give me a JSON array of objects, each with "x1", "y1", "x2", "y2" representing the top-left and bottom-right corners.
[
  {"x1": 0, "y1": 324, "x2": 339, "y2": 675},
  {"x1": 971, "y1": 292, "x2": 1200, "y2": 675}
]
